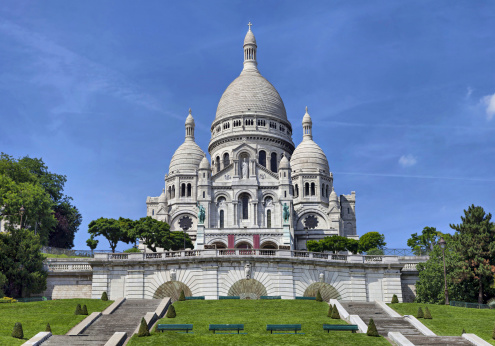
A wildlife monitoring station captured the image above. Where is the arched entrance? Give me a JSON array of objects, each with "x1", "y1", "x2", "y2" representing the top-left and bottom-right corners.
[
  {"x1": 303, "y1": 282, "x2": 341, "y2": 301},
  {"x1": 228, "y1": 279, "x2": 267, "y2": 299},
  {"x1": 153, "y1": 281, "x2": 192, "y2": 301}
]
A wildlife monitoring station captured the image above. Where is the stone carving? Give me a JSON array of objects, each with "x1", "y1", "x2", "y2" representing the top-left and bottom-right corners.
[
  {"x1": 242, "y1": 158, "x2": 248, "y2": 178},
  {"x1": 283, "y1": 203, "x2": 290, "y2": 222},
  {"x1": 197, "y1": 202, "x2": 206, "y2": 224},
  {"x1": 319, "y1": 272, "x2": 324, "y2": 282},
  {"x1": 170, "y1": 269, "x2": 177, "y2": 281},
  {"x1": 244, "y1": 262, "x2": 251, "y2": 279}
]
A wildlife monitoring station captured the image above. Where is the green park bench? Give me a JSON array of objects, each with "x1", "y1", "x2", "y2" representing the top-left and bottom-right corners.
[
  {"x1": 219, "y1": 296, "x2": 240, "y2": 299},
  {"x1": 323, "y1": 324, "x2": 359, "y2": 333},
  {"x1": 209, "y1": 324, "x2": 244, "y2": 334},
  {"x1": 266, "y1": 324, "x2": 302, "y2": 334},
  {"x1": 260, "y1": 296, "x2": 281, "y2": 299},
  {"x1": 185, "y1": 296, "x2": 205, "y2": 300},
  {"x1": 295, "y1": 296, "x2": 316, "y2": 300},
  {"x1": 157, "y1": 324, "x2": 193, "y2": 333}
]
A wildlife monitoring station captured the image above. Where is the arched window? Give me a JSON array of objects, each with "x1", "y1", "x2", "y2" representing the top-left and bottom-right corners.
[
  {"x1": 181, "y1": 183, "x2": 186, "y2": 197},
  {"x1": 223, "y1": 153, "x2": 230, "y2": 168},
  {"x1": 305, "y1": 183, "x2": 309, "y2": 196},
  {"x1": 267, "y1": 210, "x2": 271, "y2": 229},
  {"x1": 187, "y1": 183, "x2": 191, "y2": 197},
  {"x1": 220, "y1": 210, "x2": 224, "y2": 229},
  {"x1": 216, "y1": 156, "x2": 220, "y2": 172},
  {"x1": 259, "y1": 150, "x2": 266, "y2": 167},
  {"x1": 270, "y1": 152, "x2": 277, "y2": 172},
  {"x1": 240, "y1": 193, "x2": 250, "y2": 220},
  {"x1": 311, "y1": 183, "x2": 315, "y2": 196},
  {"x1": 172, "y1": 186, "x2": 175, "y2": 198}
]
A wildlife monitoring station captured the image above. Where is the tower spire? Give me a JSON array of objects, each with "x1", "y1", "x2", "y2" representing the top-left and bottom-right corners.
[{"x1": 243, "y1": 22, "x2": 258, "y2": 71}]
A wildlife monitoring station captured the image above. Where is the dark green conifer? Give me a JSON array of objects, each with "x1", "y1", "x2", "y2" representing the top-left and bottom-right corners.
[
  {"x1": 367, "y1": 318, "x2": 379, "y2": 337},
  {"x1": 417, "y1": 307, "x2": 424, "y2": 318},
  {"x1": 12, "y1": 322, "x2": 23, "y2": 339},
  {"x1": 166, "y1": 304, "x2": 176, "y2": 318},
  {"x1": 137, "y1": 318, "x2": 150, "y2": 337}
]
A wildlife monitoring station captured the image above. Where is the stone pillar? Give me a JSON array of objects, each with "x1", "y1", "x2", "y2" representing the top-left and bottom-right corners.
[
  {"x1": 126, "y1": 269, "x2": 144, "y2": 299},
  {"x1": 91, "y1": 267, "x2": 109, "y2": 299}
]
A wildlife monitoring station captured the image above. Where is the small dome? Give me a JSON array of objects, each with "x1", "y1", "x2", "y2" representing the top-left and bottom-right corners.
[
  {"x1": 290, "y1": 139, "x2": 330, "y2": 174},
  {"x1": 199, "y1": 155, "x2": 211, "y2": 170},
  {"x1": 244, "y1": 29, "x2": 256, "y2": 46},
  {"x1": 169, "y1": 140, "x2": 205, "y2": 174},
  {"x1": 279, "y1": 155, "x2": 290, "y2": 169}
]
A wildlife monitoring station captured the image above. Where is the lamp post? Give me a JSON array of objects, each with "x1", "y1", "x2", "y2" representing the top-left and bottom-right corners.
[
  {"x1": 438, "y1": 237, "x2": 449, "y2": 305},
  {"x1": 19, "y1": 206, "x2": 25, "y2": 229}
]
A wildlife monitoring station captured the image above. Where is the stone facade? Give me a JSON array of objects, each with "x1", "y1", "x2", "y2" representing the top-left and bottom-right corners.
[{"x1": 146, "y1": 25, "x2": 356, "y2": 251}]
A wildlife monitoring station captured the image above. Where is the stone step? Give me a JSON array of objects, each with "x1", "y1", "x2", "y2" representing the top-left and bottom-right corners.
[{"x1": 406, "y1": 336, "x2": 473, "y2": 345}]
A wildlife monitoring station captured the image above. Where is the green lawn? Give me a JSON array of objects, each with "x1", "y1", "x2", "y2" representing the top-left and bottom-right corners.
[
  {"x1": 128, "y1": 300, "x2": 389, "y2": 346},
  {"x1": 388, "y1": 303, "x2": 495, "y2": 345},
  {"x1": 0, "y1": 298, "x2": 113, "y2": 345}
]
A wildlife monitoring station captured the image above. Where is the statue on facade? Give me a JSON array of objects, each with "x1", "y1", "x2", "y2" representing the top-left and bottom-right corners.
[
  {"x1": 197, "y1": 202, "x2": 206, "y2": 224},
  {"x1": 244, "y1": 262, "x2": 251, "y2": 279},
  {"x1": 170, "y1": 268, "x2": 177, "y2": 281},
  {"x1": 283, "y1": 203, "x2": 290, "y2": 223},
  {"x1": 242, "y1": 158, "x2": 248, "y2": 178}
]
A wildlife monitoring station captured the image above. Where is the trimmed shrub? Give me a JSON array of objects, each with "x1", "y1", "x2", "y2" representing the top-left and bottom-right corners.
[
  {"x1": 391, "y1": 294, "x2": 399, "y2": 304},
  {"x1": 75, "y1": 304, "x2": 82, "y2": 315},
  {"x1": 45, "y1": 323, "x2": 51, "y2": 332},
  {"x1": 82, "y1": 305, "x2": 88, "y2": 315},
  {"x1": 179, "y1": 290, "x2": 186, "y2": 301},
  {"x1": 12, "y1": 322, "x2": 23, "y2": 339},
  {"x1": 417, "y1": 307, "x2": 424, "y2": 318},
  {"x1": 101, "y1": 291, "x2": 108, "y2": 301},
  {"x1": 331, "y1": 305, "x2": 341, "y2": 319},
  {"x1": 316, "y1": 290, "x2": 323, "y2": 302},
  {"x1": 166, "y1": 304, "x2": 176, "y2": 318},
  {"x1": 367, "y1": 318, "x2": 379, "y2": 337},
  {"x1": 424, "y1": 306, "x2": 432, "y2": 319},
  {"x1": 328, "y1": 304, "x2": 333, "y2": 317},
  {"x1": 137, "y1": 318, "x2": 150, "y2": 337}
]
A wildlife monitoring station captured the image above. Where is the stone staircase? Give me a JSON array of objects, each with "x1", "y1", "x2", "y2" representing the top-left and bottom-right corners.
[
  {"x1": 339, "y1": 301, "x2": 472, "y2": 345},
  {"x1": 44, "y1": 299, "x2": 161, "y2": 346}
]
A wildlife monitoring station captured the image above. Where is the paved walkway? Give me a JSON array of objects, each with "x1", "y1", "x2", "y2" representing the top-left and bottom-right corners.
[{"x1": 44, "y1": 299, "x2": 162, "y2": 346}]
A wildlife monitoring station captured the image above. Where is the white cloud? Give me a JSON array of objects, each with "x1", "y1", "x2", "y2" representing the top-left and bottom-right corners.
[
  {"x1": 482, "y1": 93, "x2": 495, "y2": 121},
  {"x1": 399, "y1": 154, "x2": 417, "y2": 168}
]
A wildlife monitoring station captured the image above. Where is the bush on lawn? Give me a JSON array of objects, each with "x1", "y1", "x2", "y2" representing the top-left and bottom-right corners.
[
  {"x1": 328, "y1": 304, "x2": 333, "y2": 317},
  {"x1": 179, "y1": 290, "x2": 186, "y2": 301},
  {"x1": 367, "y1": 318, "x2": 379, "y2": 337},
  {"x1": 424, "y1": 306, "x2": 432, "y2": 319},
  {"x1": 75, "y1": 304, "x2": 82, "y2": 315},
  {"x1": 12, "y1": 322, "x2": 23, "y2": 339},
  {"x1": 137, "y1": 318, "x2": 150, "y2": 337},
  {"x1": 331, "y1": 304, "x2": 340, "y2": 319},
  {"x1": 166, "y1": 304, "x2": 176, "y2": 318},
  {"x1": 101, "y1": 291, "x2": 108, "y2": 301},
  {"x1": 46, "y1": 323, "x2": 51, "y2": 332},
  {"x1": 82, "y1": 304, "x2": 88, "y2": 315},
  {"x1": 316, "y1": 290, "x2": 323, "y2": 302},
  {"x1": 417, "y1": 307, "x2": 424, "y2": 318},
  {"x1": 391, "y1": 294, "x2": 399, "y2": 304}
]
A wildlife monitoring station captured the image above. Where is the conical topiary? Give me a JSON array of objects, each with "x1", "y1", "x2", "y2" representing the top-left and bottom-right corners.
[
  {"x1": 82, "y1": 305, "x2": 88, "y2": 315},
  {"x1": 179, "y1": 290, "x2": 186, "y2": 301},
  {"x1": 166, "y1": 304, "x2": 176, "y2": 318},
  {"x1": 316, "y1": 290, "x2": 323, "y2": 302},
  {"x1": 424, "y1": 306, "x2": 432, "y2": 319},
  {"x1": 331, "y1": 304, "x2": 341, "y2": 319},
  {"x1": 101, "y1": 291, "x2": 108, "y2": 301},
  {"x1": 45, "y1": 323, "x2": 51, "y2": 332},
  {"x1": 328, "y1": 304, "x2": 333, "y2": 317},
  {"x1": 75, "y1": 304, "x2": 82, "y2": 315},
  {"x1": 12, "y1": 322, "x2": 23, "y2": 339},
  {"x1": 367, "y1": 318, "x2": 379, "y2": 337},
  {"x1": 417, "y1": 307, "x2": 424, "y2": 318},
  {"x1": 137, "y1": 318, "x2": 150, "y2": 337},
  {"x1": 391, "y1": 294, "x2": 399, "y2": 304}
]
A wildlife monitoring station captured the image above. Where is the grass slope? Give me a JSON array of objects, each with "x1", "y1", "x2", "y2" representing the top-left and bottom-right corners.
[
  {"x1": 0, "y1": 298, "x2": 113, "y2": 346},
  {"x1": 128, "y1": 300, "x2": 389, "y2": 346},
  {"x1": 389, "y1": 303, "x2": 495, "y2": 345}
]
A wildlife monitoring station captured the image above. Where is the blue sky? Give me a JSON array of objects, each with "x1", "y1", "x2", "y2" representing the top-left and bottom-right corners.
[{"x1": 1, "y1": 1, "x2": 494, "y2": 251}]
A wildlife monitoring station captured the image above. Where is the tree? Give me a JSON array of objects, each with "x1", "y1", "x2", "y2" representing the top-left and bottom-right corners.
[
  {"x1": 0, "y1": 228, "x2": 47, "y2": 297},
  {"x1": 129, "y1": 217, "x2": 193, "y2": 251},
  {"x1": 359, "y1": 232, "x2": 386, "y2": 253},
  {"x1": 407, "y1": 227, "x2": 441, "y2": 256},
  {"x1": 88, "y1": 218, "x2": 134, "y2": 253},
  {"x1": 450, "y1": 205, "x2": 495, "y2": 304}
]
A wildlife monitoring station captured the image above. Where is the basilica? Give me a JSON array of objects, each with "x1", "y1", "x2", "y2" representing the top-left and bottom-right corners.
[{"x1": 145, "y1": 25, "x2": 357, "y2": 250}]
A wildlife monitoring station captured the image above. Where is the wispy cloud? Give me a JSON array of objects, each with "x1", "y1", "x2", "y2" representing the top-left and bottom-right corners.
[
  {"x1": 481, "y1": 93, "x2": 495, "y2": 121},
  {"x1": 398, "y1": 154, "x2": 417, "y2": 167}
]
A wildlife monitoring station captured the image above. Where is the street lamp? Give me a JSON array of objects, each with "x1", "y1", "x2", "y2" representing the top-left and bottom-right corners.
[
  {"x1": 438, "y1": 237, "x2": 449, "y2": 305},
  {"x1": 19, "y1": 206, "x2": 25, "y2": 229}
]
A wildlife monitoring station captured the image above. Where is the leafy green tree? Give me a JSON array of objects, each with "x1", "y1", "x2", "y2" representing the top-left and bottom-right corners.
[
  {"x1": 450, "y1": 205, "x2": 495, "y2": 304},
  {"x1": 0, "y1": 228, "x2": 47, "y2": 297},
  {"x1": 359, "y1": 232, "x2": 386, "y2": 253},
  {"x1": 88, "y1": 217, "x2": 134, "y2": 253},
  {"x1": 407, "y1": 227, "x2": 441, "y2": 256}
]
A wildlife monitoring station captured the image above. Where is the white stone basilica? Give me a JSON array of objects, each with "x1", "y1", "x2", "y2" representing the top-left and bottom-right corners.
[{"x1": 146, "y1": 25, "x2": 357, "y2": 250}]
